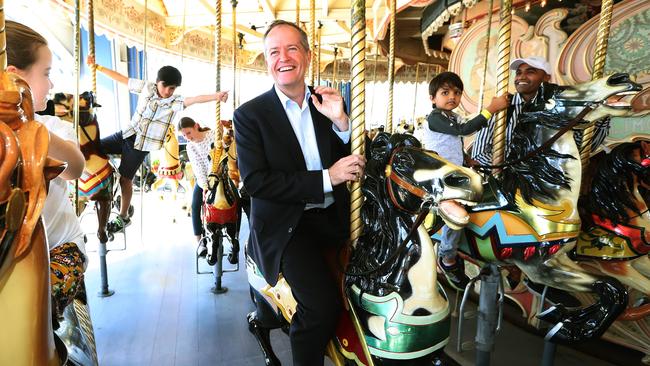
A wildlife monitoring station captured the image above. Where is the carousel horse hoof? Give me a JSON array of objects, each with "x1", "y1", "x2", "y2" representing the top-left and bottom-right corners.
[
  {"x1": 438, "y1": 200, "x2": 469, "y2": 230},
  {"x1": 97, "y1": 231, "x2": 108, "y2": 244},
  {"x1": 207, "y1": 253, "x2": 218, "y2": 266},
  {"x1": 228, "y1": 239, "x2": 240, "y2": 264},
  {"x1": 537, "y1": 304, "x2": 567, "y2": 324},
  {"x1": 197, "y1": 242, "x2": 207, "y2": 258},
  {"x1": 524, "y1": 279, "x2": 581, "y2": 307},
  {"x1": 247, "y1": 312, "x2": 281, "y2": 366}
]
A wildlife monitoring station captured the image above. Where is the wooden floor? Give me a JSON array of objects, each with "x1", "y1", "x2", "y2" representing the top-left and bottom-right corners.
[{"x1": 81, "y1": 192, "x2": 626, "y2": 366}]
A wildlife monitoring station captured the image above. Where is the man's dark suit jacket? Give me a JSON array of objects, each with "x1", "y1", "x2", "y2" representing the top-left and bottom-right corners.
[{"x1": 233, "y1": 86, "x2": 351, "y2": 286}]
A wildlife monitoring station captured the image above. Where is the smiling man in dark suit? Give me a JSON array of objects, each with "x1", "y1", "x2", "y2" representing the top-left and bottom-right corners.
[{"x1": 233, "y1": 20, "x2": 366, "y2": 366}]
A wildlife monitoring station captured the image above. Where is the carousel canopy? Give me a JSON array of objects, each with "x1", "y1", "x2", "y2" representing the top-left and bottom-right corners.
[{"x1": 45, "y1": 0, "x2": 451, "y2": 81}]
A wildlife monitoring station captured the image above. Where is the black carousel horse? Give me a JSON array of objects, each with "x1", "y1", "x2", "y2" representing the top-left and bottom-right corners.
[
  {"x1": 437, "y1": 73, "x2": 646, "y2": 343},
  {"x1": 247, "y1": 133, "x2": 484, "y2": 365}
]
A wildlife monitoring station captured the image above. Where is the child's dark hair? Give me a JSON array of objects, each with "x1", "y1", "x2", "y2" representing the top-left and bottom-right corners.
[
  {"x1": 428, "y1": 71, "x2": 464, "y2": 96},
  {"x1": 178, "y1": 116, "x2": 210, "y2": 132},
  {"x1": 157, "y1": 65, "x2": 182, "y2": 87}
]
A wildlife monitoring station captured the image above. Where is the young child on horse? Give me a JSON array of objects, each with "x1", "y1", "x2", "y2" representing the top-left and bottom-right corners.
[
  {"x1": 86, "y1": 55, "x2": 229, "y2": 233},
  {"x1": 422, "y1": 71, "x2": 509, "y2": 290},
  {"x1": 6, "y1": 20, "x2": 88, "y2": 316}
]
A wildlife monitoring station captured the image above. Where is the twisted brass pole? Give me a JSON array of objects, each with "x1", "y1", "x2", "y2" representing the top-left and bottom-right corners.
[
  {"x1": 309, "y1": 0, "x2": 316, "y2": 85},
  {"x1": 349, "y1": 0, "x2": 366, "y2": 247},
  {"x1": 478, "y1": 0, "x2": 494, "y2": 111},
  {"x1": 74, "y1": 0, "x2": 81, "y2": 213},
  {"x1": 579, "y1": 0, "x2": 614, "y2": 167},
  {"x1": 231, "y1": 0, "x2": 237, "y2": 111},
  {"x1": 88, "y1": 0, "x2": 97, "y2": 96},
  {"x1": 0, "y1": 0, "x2": 5, "y2": 70},
  {"x1": 491, "y1": 0, "x2": 513, "y2": 173},
  {"x1": 386, "y1": 0, "x2": 396, "y2": 133},
  {"x1": 317, "y1": 21, "x2": 322, "y2": 85},
  {"x1": 212, "y1": 0, "x2": 223, "y2": 172}
]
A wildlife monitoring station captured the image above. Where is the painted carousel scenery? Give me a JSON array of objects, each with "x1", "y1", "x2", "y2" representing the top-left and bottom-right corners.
[{"x1": 1, "y1": 0, "x2": 649, "y2": 366}]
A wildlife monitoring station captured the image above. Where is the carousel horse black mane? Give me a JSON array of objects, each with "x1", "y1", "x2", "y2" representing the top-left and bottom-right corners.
[
  {"x1": 347, "y1": 133, "x2": 432, "y2": 297},
  {"x1": 585, "y1": 141, "x2": 650, "y2": 226},
  {"x1": 501, "y1": 111, "x2": 576, "y2": 204}
]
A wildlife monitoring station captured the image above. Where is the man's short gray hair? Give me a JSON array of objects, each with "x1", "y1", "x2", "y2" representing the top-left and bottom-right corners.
[{"x1": 263, "y1": 20, "x2": 310, "y2": 54}]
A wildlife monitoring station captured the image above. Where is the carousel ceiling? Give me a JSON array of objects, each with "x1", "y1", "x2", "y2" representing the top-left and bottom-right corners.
[{"x1": 48, "y1": 0, "x2": 463, "y2": 80}]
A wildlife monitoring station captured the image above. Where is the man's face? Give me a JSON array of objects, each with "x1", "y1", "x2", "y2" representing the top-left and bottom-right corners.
[
  {"x1": 156, "y1": 81, "x2": 177, "y2": 98},
  {"x1": 264, "y1": 25, "x2": 311, "y2": 90},
  {"x1": 514, "y1": 63, "x2": 550, "y2": 96}
]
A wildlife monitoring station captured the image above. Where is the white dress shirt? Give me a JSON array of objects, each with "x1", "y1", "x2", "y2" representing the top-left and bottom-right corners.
[{"x1": 274, "y1": 84, "x2": 351, "y2": 209}]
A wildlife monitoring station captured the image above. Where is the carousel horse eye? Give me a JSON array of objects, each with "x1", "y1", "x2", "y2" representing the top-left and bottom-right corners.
[{"x1": 444, "y1": 173, "x2": 470, "y2": 188}]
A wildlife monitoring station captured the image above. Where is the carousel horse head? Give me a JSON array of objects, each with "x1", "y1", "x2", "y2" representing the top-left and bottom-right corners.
[
  {"x1": 343, "y1": 133, "x2": 483, "y2": 362},
  {"x1": 0, "y1": 74, "x2": 28, "y2": 277},
  {"x1": 456, "y1": 74, "x2": 648, "y2": 344},
  {"x1": 0, "y1": 71, "x2": 66, "y2": 366},
  {"x1": 395, "y1": 119, "x2": 415, "y2": 134},
  {"x1": 53, "y1": 91, "x2": 101, "y2": 127},
  {"x1": 373, "y1": 132, "x2": 483, "y2": 217},
  {"x1": 52, "y1": 91, "x2": 112, "y2": 206},
  {"x1": 501, "y1": 73, "x2": 646, "y2": 206},
  {"x1": 544, "y1": 73, "x2": 644, "y2": 123}
]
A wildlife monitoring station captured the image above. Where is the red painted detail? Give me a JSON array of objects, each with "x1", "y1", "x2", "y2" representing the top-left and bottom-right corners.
[
  {"x1": 499, "y1": 247, "x2": 513, "y2": 260},
  {"x1": 548, "y1": 244, "x2": 560, "y2": 256},
  {"x1": 523, "y1": 246, "x2": 536, "y2": 261}
]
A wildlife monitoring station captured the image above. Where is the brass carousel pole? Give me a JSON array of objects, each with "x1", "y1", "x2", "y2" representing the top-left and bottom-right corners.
[
  {"x1": 73, "y1": 0, "x2": 81, "y2": 216},
  {"x1": 369, "y1": 45, "x2": 378, "y2": 126},
  {"x1": 309, "y1": 0, "x2": 316, "y2": 85},
  {"x1": 208, "y1": 0, "x2": 228, "y2": 294},
  {"x1": 411, "y1": 63, "x2": 420, "y2": 123},
  {"x1": 140, "y1": 0, "x2": 149, "y2": 244},
  {"x1": 214, "y1": 0, "x2": 223, "y2": 165},
  {"x1": 491, "y1": 0, "x2": 513, "y2": 172},
  {"x1": 478, "y1": 0, "x2": 494, "y2": 111},
  {"x1": 474, "y1": 2, "x2": 513, "y2": 364},
  {"x1": 579, "y1": 0, "x2": 614, "y2": 167},
  {"x1": 349, "y1": 0, "x2": 365, "y2": 248},
  {"x1": 317, "y1": 21, "x2": 323, "y2": 85},
  {"x1": 0, "y1": 0, "x2": 5, "y2": 70},
  {"x1": 386, "y1": 0, "x2": 396, "y2": 133},
  {"x1": 333, "y1": 46, "x2": 338, "y2": 88},
  {"x1": 88, "y1": 0, "x2": 115, "y2": 298},
  {"x1": 346, "y1": 1, "x2": 374, "y2": 363},
  {"x1": 231, "y1": 0, "x2": 237, "y2": 111},
  {"x1": 296, "y1": 0, "x2": 300, "y2": 25},
  {"x1": 88, "y1": 0, "x2": 98, "y2": 97}
]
